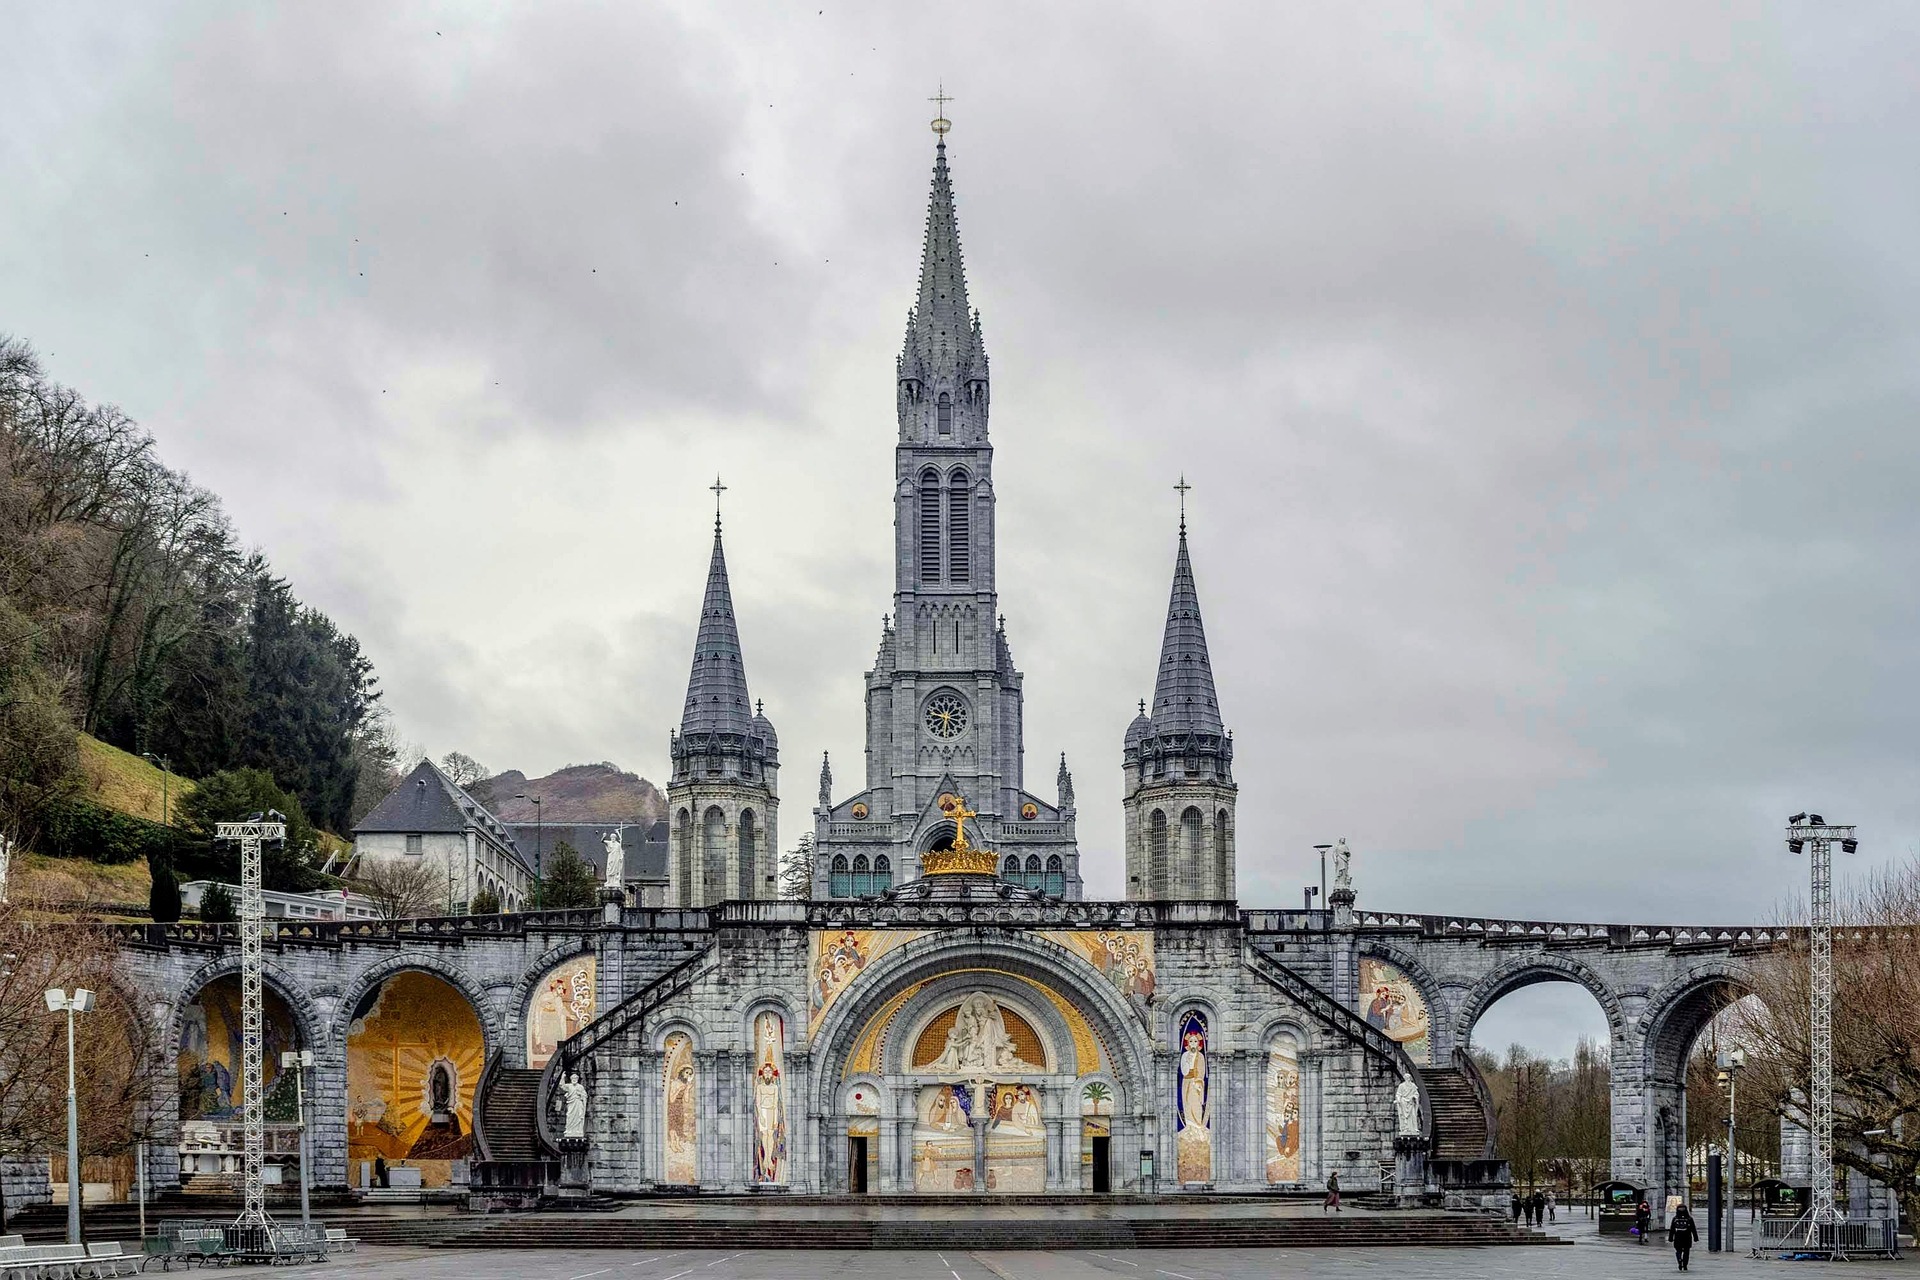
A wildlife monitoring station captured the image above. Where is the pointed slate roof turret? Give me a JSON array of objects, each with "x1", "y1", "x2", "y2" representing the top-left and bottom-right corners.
[
  {"x1": 1149, "y1": 520, "x2": 1224, "y2": 734},
  {"x1": 679, "y1": 513, "x2": 755, "y2": 736},
  {"x1": 901, "y1": 139, "x2": 985, "y2": 379}
]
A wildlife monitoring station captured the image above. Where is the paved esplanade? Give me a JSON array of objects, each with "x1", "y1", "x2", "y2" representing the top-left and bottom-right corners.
[{"x1": 156, "y1": 1235, "x2": 1894, "y2": 1280}]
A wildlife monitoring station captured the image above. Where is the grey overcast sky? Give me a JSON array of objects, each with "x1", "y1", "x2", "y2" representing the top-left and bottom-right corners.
[{"x1": 6, "y1": 2, "x2": 1919, "y2": 1056}]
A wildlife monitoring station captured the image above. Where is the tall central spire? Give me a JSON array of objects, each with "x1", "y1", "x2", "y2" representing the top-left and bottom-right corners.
[
  {"x1": 1150, "y1": 524, "x2": 1224, "y2": 734},
  {"x1": 680, "y1": 515, "x2": 753, "y2": 735},
  {"x1": 898, "y1": 132, "x2": 988, "y2": 409}
]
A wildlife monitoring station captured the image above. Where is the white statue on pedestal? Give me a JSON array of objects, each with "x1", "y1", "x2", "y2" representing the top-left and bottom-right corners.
[
  {"x1": 1332, "y1": 837, "x2": 1352, "y2": 893},
  {"x1": 561, "y1": 1072, "x2": 589, "y2": 1140},
  {"x1": 600, "y1": 830, "x2": 624, "y2": 892},
  {"x1": 1394, "y1": 1077, "x2": 1421, "y2": 1137}
]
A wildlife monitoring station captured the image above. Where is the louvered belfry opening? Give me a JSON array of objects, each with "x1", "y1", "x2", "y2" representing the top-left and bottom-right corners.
[
  {"x1": 948, "y1": 468, "x2": 970, "y2": 581},
  {"x1": 919, "y1": 468, "x2": 942, "y2": 582}
]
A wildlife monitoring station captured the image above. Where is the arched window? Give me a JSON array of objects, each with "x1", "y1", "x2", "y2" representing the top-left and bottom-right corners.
[
  {"x1": 675, "y1": 808, "x2": 693, "y2": 906},
  {"x1": 936, "y1": 391, "x2": 952, "y2": 434},
  {"x1": 738, "y1": 809, "x2": 758, "y2": 900},
  {"x1": 947, "y1": 468, "x2": 970, "y2": 582},
  {"x1": 1045, "y1": 854, "x2": 1064, "y2": 896},
  {"x1": 852, "y1": 854, "x2": 871, "y2": 897},
  {"x1": 1003, "y1": 855, "x2": 1020, "y2": 881},
  {"x1": 702, "y1": 806, "x2": 727, "y2": 904},
  {"x1": 1149, "y1": 810, "x2": 1169, "y2": 899},
  {"x1": 830, "y1": 855, "x2": 850, "y2": 899},
  {"x1": 1181, "y1": 807, "x2": 1205, "y2": 896},
  {"x1": 1025, "y1": 854, "x2": 1042, "y2": 890},
  {"x1": 873, "y1": 854, "x2": 892, "y2": 893},
  {"x1": 1214, "y1": 809, "x2": 1232, "y2": 897},
  {"x1": 918, "y1": 468, "x2": 942, "y2": 582}
]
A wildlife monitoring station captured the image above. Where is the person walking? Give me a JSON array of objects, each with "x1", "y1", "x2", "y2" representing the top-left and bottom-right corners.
[
  {"x1": 1546, "y1": 1190, "x2": 1557, "y2": 1223},
  {"x1": 1634, "y1": 1199, "x2": 1652, "y2": 1245},
  {"x1": 1670, "y1": 1204, "x2": 1699, "y2": 1270},
  {"x1": 1531, "y1": 1189, "x2": 1545, "y2": 1225},
  {"x1": 1324, "y1": 1171, "x2": 1342, "y2": 1213},
  {"x1": 1512, "y1": 1192, "x2": 1523, "y2": 1222}
]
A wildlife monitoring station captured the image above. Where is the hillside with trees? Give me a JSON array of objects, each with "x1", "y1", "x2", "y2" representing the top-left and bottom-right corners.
[{"x1": 0, "y1": 336, "x2": 397, "y2": 901}]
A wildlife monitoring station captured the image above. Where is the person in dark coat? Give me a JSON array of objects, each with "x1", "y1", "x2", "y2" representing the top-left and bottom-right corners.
[
  {"x1": 1634, "y1": 1200, "x2": 1652, "y2": 1244},
  {"x1": 1531, "y1": 1190, "x2": 1545, "y2": 1225},
  {"x1": 1323, "y1": 1170, "x2": 1342, "y2": 1212},
  {"x1": 1670, "y1": 1205, "x2": 1700, "y2": 1270},
  {"x1": 1512, "y1": 1193, "x2": 1523, "y2": 1222}
]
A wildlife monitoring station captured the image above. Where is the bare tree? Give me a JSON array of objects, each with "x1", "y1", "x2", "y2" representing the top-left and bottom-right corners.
[
  {"x1": 0, "y1": 895, "x2": 162, "y2": 1207},
  {"x1": 438, "y1": 751, "x2": 489, "y2": 790},
  {"x1": 779, "y1": 833, "x2": 815, "y2": 900},
  {"x1": 353, "y1": 855, "x2": 443, "y2": 920},
  {"x1": 1732, "y1": 860, "x2": 1920, "y2": 1226}
]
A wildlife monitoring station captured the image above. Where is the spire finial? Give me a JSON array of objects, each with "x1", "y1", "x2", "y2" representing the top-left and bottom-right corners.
[
  {"x1": 710, "y1": 474, "x2": 728, "y2": 530},
  {"x1": 1173, "y1": 474, "x2": 1192, "y2": 533},
  {"x1": 929, "y1": 83, "x2": 954, "y2": 138}
]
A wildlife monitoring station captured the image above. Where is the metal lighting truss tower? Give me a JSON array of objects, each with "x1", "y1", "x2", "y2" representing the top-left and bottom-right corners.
[
  {"x1": 1786, "y1": 813, "x2": 1856, "y2": 1237},
  {"x1": 215, "y1": 816, "x2": 287, "y2": 1228}
]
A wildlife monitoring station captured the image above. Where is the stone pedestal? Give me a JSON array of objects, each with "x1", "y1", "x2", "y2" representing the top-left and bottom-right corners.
[
  {"x1": 1394, "y1": 1135, "x2": 1430, "y2": 1207},
  {"x1": 558, "y1": 1137, "x2": 590, "y2": 1202}
]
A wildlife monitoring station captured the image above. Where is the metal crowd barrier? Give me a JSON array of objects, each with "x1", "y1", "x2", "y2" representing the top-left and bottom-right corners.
[{"x1": 1752, "y1": 1214, "x2": 1900, "y2": 1261}]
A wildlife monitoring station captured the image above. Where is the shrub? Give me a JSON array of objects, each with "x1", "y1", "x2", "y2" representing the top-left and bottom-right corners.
[
  {"x1": 199, "y1": 881, "x2": 235, "y2": 922},
  {"x1": 38, "y1": 797, "x2": 178, "y2": 866},
  {"x1": 470, "y1": 887, "x2": 501, "y2": 915}
]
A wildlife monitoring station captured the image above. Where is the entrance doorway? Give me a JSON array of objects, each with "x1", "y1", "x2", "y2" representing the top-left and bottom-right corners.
[
  {"x1": 848, "y1": 1137, "x2": 868, "y2": 1193},
  {"x1": 1091, "y1": 1136, "x2": 1111, "y2": 1193}
]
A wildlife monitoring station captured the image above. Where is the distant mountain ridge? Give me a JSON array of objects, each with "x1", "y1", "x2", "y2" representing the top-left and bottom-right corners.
[{"x1": 475, "y1": 762, "x2": 666, "y2": 825}]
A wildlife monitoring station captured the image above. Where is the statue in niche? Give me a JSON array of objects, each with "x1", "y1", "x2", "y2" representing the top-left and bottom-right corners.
[
  {"x1": 561, "y1": 1072, "x2": 589, "y2": 1140},
  {"x1": 926, "y1": 994, "x2": 1040, "y2": 1073},
  {"x1": 428, "y1": 1062, "x2": 453, "y2": 1121}
]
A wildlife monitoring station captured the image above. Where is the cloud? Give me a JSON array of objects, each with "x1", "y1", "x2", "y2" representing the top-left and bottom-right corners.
[{"x1": 6, "y1": 1, "x2": 1920, "y2": 1046}]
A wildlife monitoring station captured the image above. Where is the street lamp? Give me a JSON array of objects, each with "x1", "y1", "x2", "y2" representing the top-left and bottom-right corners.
[
  {"x1": 515, "y1": 794, "x2": 544, "y2": 911},
  {"x1": 1313, "y1": 843, "x2": 1332, "y2": 906},
  {"x1": 1717, "y1": 1045, "x2": 1747, "y2": 1252},
  {"x1": 44, "y1": 987, "x2": 95, "y2": 1244},
  {"x1": 279, "y1": 1049, "x2": 315, "y2": 1227}
]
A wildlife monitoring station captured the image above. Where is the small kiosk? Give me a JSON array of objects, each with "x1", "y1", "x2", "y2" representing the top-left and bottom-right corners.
[
  {"x1": 1752, "y1": 1178, "x2": 1809, "y2": 1218},
  {"x1": 1593, "y1": 1181, "x2": 1650, "y2": 1236}
]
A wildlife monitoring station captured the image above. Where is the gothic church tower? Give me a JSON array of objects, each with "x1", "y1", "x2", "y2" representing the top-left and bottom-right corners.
[
  {"x1": 667, "y1": 510, "x2": 779, "y2": 906},
  {"x1": 814, "y1": 129, "x2": 1081, "y2": 898},
  {"x1": 1123, "y1": 513, "x2": 1236, "y2": 899}
]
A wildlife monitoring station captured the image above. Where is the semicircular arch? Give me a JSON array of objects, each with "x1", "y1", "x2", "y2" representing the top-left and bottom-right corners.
[
  {"x1": 808, "y1": 930, "x2": 1153, "y2": 1115},
  {"x1": 1453, "y1": 953, "x2": 1625, "y2": 1052}
]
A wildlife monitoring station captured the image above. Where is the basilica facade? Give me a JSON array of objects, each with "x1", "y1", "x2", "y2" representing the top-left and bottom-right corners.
[{"x1": 593, "y1": 129, "x2": 1411, "y2": 1198}]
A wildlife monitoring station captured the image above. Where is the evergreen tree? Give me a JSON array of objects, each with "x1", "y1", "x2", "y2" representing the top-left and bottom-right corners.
[
  {"x1": 541, "y1": 841, "x2": 599, "y2": 910},
  {"x1": 199, "y1": 881, "x2": 235, "y2": 922},
  {"x1": 147, "y1": 853, "x2": 181, "y2": 922},
  {"x1": 470, "y1": 886, "x2": 501, "y2": 915},
  {"x1": 174, "y1": 768, "x2": 324, "y2": 891}
]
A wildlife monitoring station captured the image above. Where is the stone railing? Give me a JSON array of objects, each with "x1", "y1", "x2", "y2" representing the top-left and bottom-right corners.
[
  {"x1": 115, "y1": 905, "x2": 715, "y2": 950},
  {"x1": 1338, "y1": 911, "x2": 1785, "y2": 951},
  {"x1": 800, "y1": 899, "x2": 1163, "y2": 929}
]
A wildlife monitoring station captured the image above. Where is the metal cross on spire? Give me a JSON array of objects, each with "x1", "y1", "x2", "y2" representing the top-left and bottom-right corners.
[
  {"x1": 1174, "y1": 474, "x2": 1192, "y2": 531},
  {"x1": 930, "y1": 83, "x2": 954, "y2": 137},
  {"x1": 710, "y1": 474, "x2": 727, "y2": 529}
]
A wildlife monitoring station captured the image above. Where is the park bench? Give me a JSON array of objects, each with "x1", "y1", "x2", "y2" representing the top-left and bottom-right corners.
[
  {"x1": 83, "y1": 1244, "x2": 138, "y2": 1278},
  {"x1": 324, "y1": 1228, "x2": 355, "y2": 1254},
  {"x1": 0, "y1": 1240, "x2": 88, "y2": 1279},
  {"x1": 137, "y1": 1228, "x2": 225, "y2": 1272}
]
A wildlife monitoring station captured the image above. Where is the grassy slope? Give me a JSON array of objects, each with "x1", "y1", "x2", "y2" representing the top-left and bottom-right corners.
[{"x1": 75, "y1": 733, "x2": 195, "y2": 824}]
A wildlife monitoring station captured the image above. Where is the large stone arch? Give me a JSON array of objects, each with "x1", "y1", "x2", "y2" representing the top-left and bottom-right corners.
[
  {"x1": 1451, "y1": 953, "x2": 1626, "y2": 1051},
  {"x1": 885, "y1": 972, "x2": 1077, "y2": 1077},
  {"x1": 808, "y1": 930, "x2": 1155, "y2": 1117},
  {"x1": 162, "y1": 953, "x2": 326, "y2": 1058},
  {"x1": 331, "y1": 953, "x2": 502, "y2": 1061},
  {"x1": 1632, "y1": 960, "x2": 1763, "y2": 1213}
]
